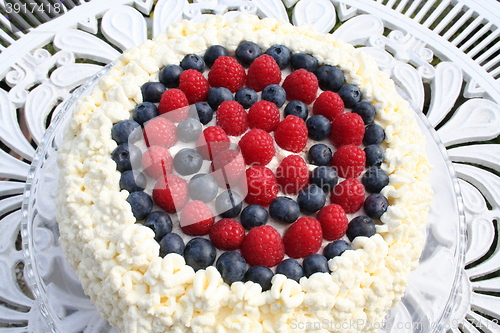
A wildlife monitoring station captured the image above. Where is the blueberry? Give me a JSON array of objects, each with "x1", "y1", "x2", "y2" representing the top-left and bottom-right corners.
[
  {"x1": 180, "y1": 54, "x2": 205, "y2": 72},
  {"x1": 120, "y1": 170, "x2": 147, "y2": 192},
  {"x1": 177, "y1": 118, "x2": 203, "y2": 143},
  {"x1": 284, "y1": 100, "x2": 308, "y2": 121},
  {"x1": 240, "y1": 204, "x2": 268, "y2": 229},
  {"x1": 111, "y1": 143, "x2": 142, "y2": 172},
  {"x1": 112, "y1": 120, "x2": 141, "y2": 144},
  {"x1": 159, "y1": 233, "x2": 185, "y2": 257},
  {"x1": 365, "y1": 145, "x2": 384, "y2": 167},
  {"x1": 363, "y1": 124, "x2": 385, "y2": 146},
  {"x1": 308, "y1": 144, "x2": 332, "y2": 166},
  {"x1": 235, "y1": 41, "x2": 262, "y2": 67},
  {"x1": 261, "y1": 84, "x2": 286, "y2": 108},
  {"x1": 297, "y1": 184, "x2": 326, "y2": 214},
  {"x1": 346, "y1": 216, "x2": 376, "y2": 241},
  {"x1": 126, "y1": 191, "x2": 153, "y2": 220},
  {"x1": 141, "y1": 82, "x2": 165, "y2": 103},
  {"x1": 143, "y1": 211, "x2": 173, "y2": 241},
  {"x1": 184, "y1": 237, "x2": 216, "y2": 271},
  {"x1": 310, "y1": 166, "x2": 338, "y2": 192},
  {"x1": 159, "y1": 65, "x2": 183, "y2": 88},
  {"x1": 361, "y1": 166, "x2": 389, "y2": 193},
  {"x1": 306, "y1": 115, "x2": 331, "y2": 141},
  {"x1": 291, "y1": 53, "x2": 319, "y2": 72},
  {"x1": 235, "y1": 87, "x2": 258, "y2": 109},
  {"x1": 303, "y1": 254, "x2": 329, "y2": 277},
  {"x1": 323, "y1": 240, "x2": 352, "y2": 260},
  {"x1": 315, "y1": 65, "x2": 344, "y2": 92},
  {"x1": 173, "y1": 148, "x2": 203, "y2": 176},
  {"x1": 193, "y1": 102, "x2": 214, "y2": 125},
  {"x1": 265, "y1": 44, "x2": 291, "y2": 69},
  {"x1": 364, "y1": 193, "x2": 389, "y2": 220},
  {"x1": 216, "y1": 251, "x2": 247, "y2": 284},
  {"x1": 215, "y1": 190, "x2": 243, "y2": 218},
  {"x1": 276, "y1": 258, "x2": 303, "y2": 282},
  {"x1": 204, "y1": 45, "x2": 228, "y2": 67},
  {"x1": 269, "y1": 196, "x2": 300, "y2": 224},
  {"x1": 244, "y1": 265, "x2": 274, "y2": 291},
  {"x1": 188, "y1": 174, "x2": 218, "y2": 203},
  {"x1": 207, "y1": 87, "x2": 233, "y2": 110},
  {"x1": 338, "y1": 84, "x2": 362, "y2": 108},
  {"x1": 133, "y1": 102, "x2": 159, "y2": 125},
  {"x1": 352, "y1": 102, "x2": 376, "y2": 125}
]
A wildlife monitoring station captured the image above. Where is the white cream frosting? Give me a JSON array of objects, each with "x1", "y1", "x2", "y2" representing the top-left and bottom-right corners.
[{"x1": 56, "y1": 14, "x2": 433, "y2": 333}]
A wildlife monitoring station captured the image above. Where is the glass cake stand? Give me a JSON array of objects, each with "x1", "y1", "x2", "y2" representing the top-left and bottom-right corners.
[{"x1": 21, "y1": 65, "x2": 467, "y2": 333}]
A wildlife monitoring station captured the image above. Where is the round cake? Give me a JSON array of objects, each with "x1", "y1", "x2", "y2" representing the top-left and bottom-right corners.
[{"x1": 56, "y1": 14, "x2": 433, "y2": 333}]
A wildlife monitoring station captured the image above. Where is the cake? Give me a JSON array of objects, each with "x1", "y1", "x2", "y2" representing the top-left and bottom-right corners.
[{"x1": 56, "y1": 14, "x2": 433, "y2": 333}]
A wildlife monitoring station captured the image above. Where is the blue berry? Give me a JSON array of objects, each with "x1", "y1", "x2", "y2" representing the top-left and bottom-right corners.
[
  {"x1": 126, "y1": 191, "x2": 153, "y2": 220},
  {"x1": 291, "y1": 53, "x2": 318, "y2": 72},
  {"x1": 120, "y1": 170, "x2": 146, "y2": 193},
  {"x1": 235, "y1": 87, "x2": 258, "y2": 109},
  {"x1": 193, "y1": 102, "x2": 214, "y2": 125},
  {"x1": 364, "y1": 193, "x2": 389, "y2": 220},
  {"x1": 216, "y1": 251, "x2": 247, "y2": 284},
  {"x1": 207, "y1": 87, "x2": 233, "y2": 110},
  {"x1": 112, "y1": 120, "x2": 142, "y2": 144},
  {"x1": 276, "y1": 258, "x2": 303, "y2": 282},
  {"x1": 363, "y1": 124, "x2": 385, "y2": 146},
  {"x1": 244, "y1": 265, "x2": 274, "y2": 291},
  {"x1": 184, "y1": 237, "x2": 216, "y2": 271},
  {"x1": 308, "y1": 143, "x2": 332, "y2": 166},
  {"x1": 361, "y1": 166, "x2": 389, "y2": 193},
  {"x1": 265, "y1": 44, "x2": 291, "y2": 69},
  {"x1": 346, "y1": 216, "x2": 376, "y2": 241},
  {"x1": 159, "y1": 233, "x2": 185, "y2": 257},
  {"x1": 235, "y1": 41, "x2": 262, "y2": 67},
  {"x1": 310, "y1": 166, "x2": 338, "y2": 192},
  {"x1": 215, "y1": 190, "x2": 243, "y2": 218},
  {"x1": 173, "y1": 148, "x2": 203, "y2": 176},
  {"x1": 111, "y1": 143, "x2": 142, "y2": 172},
  {"x1": 297, "y1": 184, "x2": 326, "y2": 214},
  {"x1": 177, "y1": 118, "x2": 203, "y2": 142},
  {"x1": 143, "y1": 211, "x2": 172, "y2": 241},
  {"x1": 261, "y1": 84, "x2": 286, "y2": 108},
  {"x1": 352, "y1": 102, "x2": 376, "y2": 125},
  {"x1": 269, "y1": 196, "x2": 300, "y2": 224},
  {"x1": 188, "y1": 173, "x2": 218, "y2": 203},
  {"x1": 240, "y1": 204, "x2": 268, "y2": 230},
  {"x1": 141, "y1": 82, "x2": 165, "y2": 103},
  {"x1": 365, "y1": 145, "x2": 384, "y2": 167},
  {"x1": 338, "y1": 84, "x2": 362, "y2": 108},
  {"x1": 303, "y1": 254, "x2": 329, "y2": 277},
  {"x1": 180, "y1": 54, "x2": 205, "y2": 72},
  {"x1": 323, "y1": 240, "x2": 352, "y2": 260},
  {"x1": 159, "y1": 65, "x2": 183, "y2": 88},
  {"x1": 315, "y1": 65, "x2": 344, "y2": 92},
  {"x1": 284, "y1": 100, "x2": 308, "y2": 121},
  {"x1": 204, "y1": 45, "x2": 228, "y2": 67},
  {"x1": 133, "y1": 102, "x2": 158, "y2": 125},
  {"x1": 306, "y1": 115, "x2": 331, "y2": 141}
]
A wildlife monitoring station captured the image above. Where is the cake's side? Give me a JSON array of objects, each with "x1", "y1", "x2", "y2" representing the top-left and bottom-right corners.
[{"x1": 56, "y1": 14, "x2": 433, "y2": 333}]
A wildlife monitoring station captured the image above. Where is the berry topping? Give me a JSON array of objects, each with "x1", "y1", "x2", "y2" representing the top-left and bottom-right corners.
[
  {"x1": 331, "y1": 144, "x2": 366, "y2": 178},
  {"x1": 208, "y1": 56, "x2": 246, "y2": 93},
  {"x1": 283, "y1": 216, "x2": 323, "y2": 259},
  {"x1": 183, "y1": 237, "x2": 216, "y2": 271},
  {"x1": 158, "y1": 88, "x2": 189, "y2": 122},
  {"x1": 276, "y1": 258, "x2": 303, "y2": 282},
  {"x1": 120, "y1": 170, "x2": 146, "y2": 193},
  {"x1": 245, "y1": 166, "x2": 278, "y2": 206},
  {"x1": 173, "y1": 148, "x2": 203, "y2": 176},
  {"x1": 365, "y1": 145, "x2": 384, "y2": 167},
  {"x1": 207, "y1": 87, "x2": 234, "y2": 110},
  {"x1": 111, "y1": 143, "x2": 142, "y2": 172},
  {"x1": 112, "y1": 120, "x2": 141, "y2": 144},
  {"x1": 141, "y1": 82, "x2": 166, "y2": 103},
  {"x1": 211, "y1": 148, "x2": 246, "y2": 187},
  {"x1": 362, "y1": 166, "x2": 389, "y2": 193},
  {"x1": 178, "y1": 69, "x2": 210, "y2": 104},
  {"x1": 188, "y1": 174, "x2": 218, "y2": 203},
  {"x1": 126, "y1": 191, "x2": 153, "y2": 220},
  {"x1": 330, "y1": 112, "x2": 365, "y2": 148},
  {"x1": 204, "y1": 45, "x2": 229, "y2": 67},
  {"x1": 216, "y1": 101, "x2": 248, "y2": 136},
  {"x1": 239, "y1": 129, "x2": 275, "y2": 165},
  {"x1": 352, "y1": 101, "x2": 376, "y2": 125},
  {"x1": 291, "y1": 53, "x2": 319, "y2": 72},
  {"x1": 261, "y1": 84, "x2": 287, "y2": 108},
  {"x1": 133, "y1": 102, "x2": 159, "y2": 125},
  {"x1": 346, "y1": 216, "x2": 376, "y2": 241},
  {"x1": 275, "y1": 115, "x2": 308, "y2": 153},
  {"x1": 209, "y1": 219, "x2": 245, "y2": 251},
  {"x1": 310, "y1": 166, "x2": 338, "y2": 192},
  {"x1": 364, "y1": 193, "x2": 389, "y2": 220},
  {"x1": 269, "y1": 196, "x2": 300, "y2": 224},
  {"x1": 240, "y1": 204, "x2": 268, "y2": 230},
  {"x1": 244, "y1": 265, "x2": 274, "y2": 291},
  {"x1": 143, "y1": 116, "x2": 177, "y2": 148},
  {"x1": 159, "y1": 233, "x2": 185, "y2": 257},
  {"x1": 235, "y1": 87, "x2": 258, "y2": 109},
  {"x1": 308, "y1": 143, "x2": 333, "y2": 166},
  {"x1": 338, "y1": 84, "x2": 362, "y2": 108},
  {"x1": 312, "y1": 91, "x2": 344, "y2": 121},
  {"x1": 265, "y1": 44, "x2": 291, "y2": 69},
  {"x1": 323, "y1": 240, "x2": 352, "y2": 259},
  {"x1": 276, "y1": 155, "x2": 309, "y2": 195},
  {"x1": 216, "y1": 251, "x2": 247, "y2": 284},
  {"x1": 215, "y1": 190, "x2": 243, "y2": 218},
  {"x1": 177, "y1": 118, "x2": 203, "y2": 143},
  {"x1": 159, "y1": 64, "x2": 183, "y2": 88},
  {"x1": 197, "y1": 126, "x2": 230, "y2": 160},
  {"x1": 248, "y1": 100, "x2": 280, "y2": 132},
  {"x1": 317, "y1": 204, "x2": 348, "y2": 241},
  {"x1": 306, "y1": 115, "x2": 332, "y2": 141},
  {"x1": 331, "y1": 178, "x2": 365, "y2": 214},
  {"x1": 363, "y1": 123, "x2": 385, "y2": 146},
  {"x1": 152, "y1": 174, "x2": 189, "y2": 214},
  {"x1": 303, "y1": 254, "x2": 329, "y2": 277},
  {"x1": 235, "y1": 41, "x2": 262, "y2": 67},
  {"x1": 180, "y1": 200, "x2": 214, "y2": 236},
  {"x1": 240, "y1": 225, "x2": 284, "y2": 267},
  {"x1": 141, "y1": 145, "x2": 173, "y2": 179},
  {"x1": 193, "y1": 102, "x2": 214, "y2": 125},
  {"x1": 315, "y1": 65, "x2": 345, "y2": 92},
  {"x1": 297, "y1": 184, "x2": 326, "y2": 214},
  {"x1": 282, "y1": 69, "x2": 319, "y2": 105},
  {"x1": 246, "y1": 54, "x2": 282, "y2": 92},
  {"x1": 180, "y1": 54, "x2": 205, "y2": 72},
  {"x1": 143, "y1": 211, "x2": 173, "y2": 241},
  {"x1": 284, "y1": 100, "x2": 308, "y2": 121}
]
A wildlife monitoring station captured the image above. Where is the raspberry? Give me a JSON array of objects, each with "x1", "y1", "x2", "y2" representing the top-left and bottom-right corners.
[
  {"x1": 152, "y1": 174, "x2": 188, "y2": 213},
  {"x1": 316, "y1": 204, "x2": 348, "y2": 241},
  {"x1": 283, "y1": 217, "x2": 323, "y2": 259},
  {"x1": 276, "y1": 155, "x2": 309, "y2": 195},
  {"x1": 238, "y1": 129, "x2": 275, "y2": 165},
  {"x1": 180, "y1": 200, "x2": 214, "y2": 236},
  {"x1": 245, "y1": 54, "x2": 282, "y2": 92},
  {"x1": 312, "y1": 91, "x2": 344, "y2": 121},
  {"x1": 282, "y1": 69, "x2": 318, "y2": 105},
  {"x1": 274, "y1": 115, "x2": 308, "y2": 153},
  {"x1": 331, "y1": 144, "x2": 366, "y2": 178},
  {"x1": 216, "y1": 101, "x2": 248, "y2": 136},
  {"x1": 330, "y1": 112, "x2": 365, "y2": 148},
  {"x1": 196, "y1": 126, "x2": 230, "y2": 160},
  {"x1": 208, "y1": 56, "x2": 246, "y2": 93},
  {"x1": 331, "y1": 178, "x2": 365, "y2": 214},
  {"x1": 141, "y1": 145, "x2": 173, "y2": 179},
  {"x1": 209, "y1": 218, "x2": 245, "y2": 250},
  {"x1": 211, "y1": 149, "x2": 246, "y2": 187},
  {"x1": 158, "y1": 88, "x2": 189, "y2": 122},
  {"x1": 240, "y1": 225, "x2": 284, "y2": 267},
  {"x1": 247, "y1": 100, "x2": 280, "y2": 132},
  {"x1": 245, "y1": 166, "x2": 278, "y2": 206},
  {"x1": 178, "y1": 69, "x2": 210, "y2": 104},
  {"x1": 143, "y1": 116, "x2": 177, "y2": 148}
]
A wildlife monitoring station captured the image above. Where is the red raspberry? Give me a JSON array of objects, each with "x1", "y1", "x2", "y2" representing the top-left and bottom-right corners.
[
  {"x1": 245, "y1": 166, "x2": 278, "y2": 206},
  {"x1": 274, "y1": 115, "x2": 308, "y2": 153},
  {"x1": 209, "y1": 218, "x2": 245, "y2": 250},
  {"x1": 143, "y1": 116, "x2": 177, "y2": 148},
  {"x1": 248, "y1": 100, "x2": 280, "y2": 132},
  {"x1": 211, "y1": 149, "x2": 246, "y2": 187},
  {"x1": 331, "y1": 178, "x2": 365, "y2": 214},
  {"x1": 283, "y1": 217, "x2": 323, "y2": 259},
  {"x1": 238, "y1": 129, "x2": 275, "y2": 166},
  {"x1": 245, "y1": 54, "x2": 282, "y2": 92},
  {"x1": 330, "y1": 112, "x2": 365, "y2": 148},
  {"x1": 152, "y1": 174, "x2": 188, "y2": 214},
  {"x1": 216, "y1": 101, "x2": 248, "y2": 136},
  {"x1": 331, "y1": 144, "x2": 366, "y2": 178},
  {"x1": 240, "y1": 225, "x2": 284, "y2": 267},
  {"x1": 180, "y1": 200, "x2": 214, "y2": 236},
  {"x1": 282, "y1": 69, "x2": 318, "y2": 105},
  {"x1": 141, "y1": 145, "x2": 173, "y2": 179},
  {"x1": 208, "y1": 56, "x2": 246, "y2": 93},
  {"x1": 312, "y1": 91, "x2": 344, "y2": 121},
  {"x1": 178, "y1": 69, "x2": 210, "y2": 104},
  {"x1": 158, "y1": 88, "x2": 189, "y2": 122},
  {"x1": 276, "y1": 155, "x2": 309, "y2": 195},
  {"x1": 196, "y1": 126, "x2": 230, "y2": 160},
  {"x1": 316, "y1": 204, "x2": 348, "y2": 241}
]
